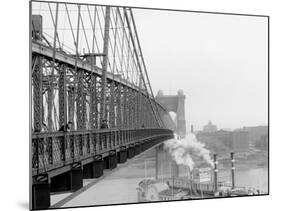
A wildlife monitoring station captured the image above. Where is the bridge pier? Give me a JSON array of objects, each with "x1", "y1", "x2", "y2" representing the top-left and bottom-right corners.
[
  {"x1": 140, "y1": 142, "x2": 146, "y2": 152},
  {"x1": 50, "y1": 163, "x2": 83, "y2": 193},
  {"x1": 32, "y1": 174, "x2": 50, "y2": 210},
  {"x1": 92, "y1": 157, "x2": 104, "y2": 178},
  {"x1": 142, "y1": 142, "x2": 148, "y2": 151},
  {"x1": 70, "y1": 163, "x2": 83, "y2": 191},
  {"x1": 104, "y1": 152, "x2": 117, "y2": 169},
  {"x1": 134, "y1": 143, "x2": 141, "y2": 155},
  {"x1": 127, "y1": 145, "x2": 135, "y2": 159},
  {"x1": 118, "y1": 147, "x2": 127, "y2": 163},
  {"x1": 83, "y1": 162, "x2": 94, "y2": 179},
  {"x1": 50, "y1": 172, "x2": 71, "y2": 192},
  {"x1": 147, "y1": 140, "x2": 153, "y2": 149}
]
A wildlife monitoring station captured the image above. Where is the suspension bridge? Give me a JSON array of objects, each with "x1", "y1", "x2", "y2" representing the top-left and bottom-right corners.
[{"x1": 31, "y1": 1, "x2": 185, "y2": 209}]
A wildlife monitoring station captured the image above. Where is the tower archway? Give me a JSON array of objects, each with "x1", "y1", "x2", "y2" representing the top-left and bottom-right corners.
[{"x1": 156, "y1": 90, "x2": 186, "y2": 138}]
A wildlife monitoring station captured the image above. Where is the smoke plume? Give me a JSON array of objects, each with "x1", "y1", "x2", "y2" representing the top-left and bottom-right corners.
[{"x1": 164, "y1": 133, "x2": 214, "y2": 171}]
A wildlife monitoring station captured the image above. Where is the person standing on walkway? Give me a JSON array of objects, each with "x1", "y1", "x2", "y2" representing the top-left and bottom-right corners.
[
  {"x1": 59, "y1": 121, "x2": 72, "y2": 132},
  {"x1": 100, "y1": 119, "x2": 109, "y2": 129}
]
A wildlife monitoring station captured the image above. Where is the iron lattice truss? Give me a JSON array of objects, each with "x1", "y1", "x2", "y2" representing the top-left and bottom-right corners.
[
  {"x1": 31, "y1": 1, "x2": 175, "y2": 176},
  {"x1": 31, "y1": 1, "x2": 175, "y2": 132}
]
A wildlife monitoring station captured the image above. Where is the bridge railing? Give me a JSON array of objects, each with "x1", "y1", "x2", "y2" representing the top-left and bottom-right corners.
[{"x1": 32, "y1": 128, "x2": 173, "y2": 176}]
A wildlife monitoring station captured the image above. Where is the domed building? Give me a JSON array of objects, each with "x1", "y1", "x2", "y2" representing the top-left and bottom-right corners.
[{"x1": 203, "y1": 121, "x2": 217, "y2": 133}]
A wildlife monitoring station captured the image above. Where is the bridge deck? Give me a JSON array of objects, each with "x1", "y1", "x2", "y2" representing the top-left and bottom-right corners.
[{"x1": 32, "y1": 128, "x2": 173, "y2": 178}]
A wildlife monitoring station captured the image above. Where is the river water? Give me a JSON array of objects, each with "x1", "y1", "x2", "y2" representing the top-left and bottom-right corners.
[{"x1": 61, "y1": 138, "x2": 268, "y2": 207}]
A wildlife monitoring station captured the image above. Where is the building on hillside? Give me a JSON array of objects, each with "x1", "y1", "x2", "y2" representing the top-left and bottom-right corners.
[
  {"x1": 230, "y1": 130, "x2": 249, "y2": 152},
  {"x1": 255, "y1": 134, "x2": 268, "y2": 150},
  {"x1": 203, "y1": 121, "x2": 218, "y2": 133},
  {"x1": 196, "y1": 130, "x2": 249, "y2": 153},
  {"x1": 236, "y1": 126, "x2": 268, "y2": 145}
]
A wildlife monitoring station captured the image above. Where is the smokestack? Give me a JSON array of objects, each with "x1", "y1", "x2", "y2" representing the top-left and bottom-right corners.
[
  {"x1": 191, "y1": 124, "x2": 194, "y2": 133},
  {"x1": 231, "y1": 152, "x2": 235, "y2": 189},
  {"x1": 213, "y1": 154, "x2": 218, "y2": 192},
  {"x1": 171, "y1": 160, "x2": 179, "y2": 178}
]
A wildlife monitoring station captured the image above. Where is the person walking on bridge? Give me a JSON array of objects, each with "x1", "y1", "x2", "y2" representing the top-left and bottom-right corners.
[
  {"x1": 59, "y1": 121, "x2": 72, "y2": 132},
  {"x1": 100, "y1": 119, "x2": 109, "y2": 129}
]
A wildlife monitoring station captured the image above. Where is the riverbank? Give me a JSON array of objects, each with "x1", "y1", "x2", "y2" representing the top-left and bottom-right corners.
[{"x1": 219, "y1": 149, "x2": 268, "y2": 170}]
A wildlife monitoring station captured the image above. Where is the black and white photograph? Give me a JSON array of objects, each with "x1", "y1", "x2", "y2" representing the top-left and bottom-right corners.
[{"x1": 30, "y1": 0, "x2": 269, "y2": 210}]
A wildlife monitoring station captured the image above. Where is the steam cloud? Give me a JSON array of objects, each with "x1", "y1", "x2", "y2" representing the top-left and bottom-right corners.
[{"x1": 164, "y1": 133, "x2": 214, "y2": 171}]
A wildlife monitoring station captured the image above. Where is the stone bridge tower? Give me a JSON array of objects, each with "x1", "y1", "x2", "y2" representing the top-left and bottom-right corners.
[{"x1": 156, "y1": 90, "x2": 186, "y2": 138}]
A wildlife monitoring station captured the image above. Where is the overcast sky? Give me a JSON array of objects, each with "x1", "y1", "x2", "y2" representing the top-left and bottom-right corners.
[{"x1": 133, "y1": 9, "x2": 268, "y2": 131}]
